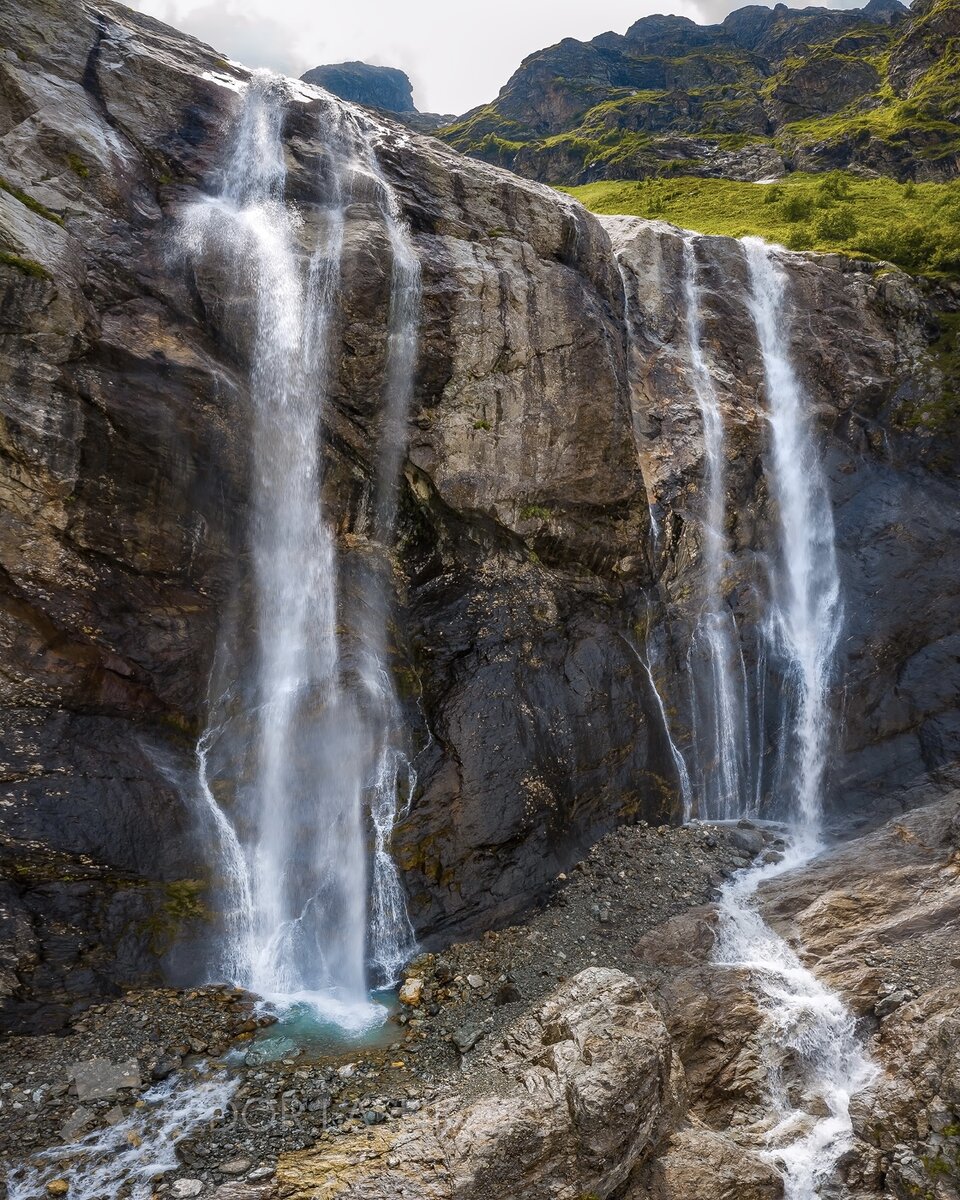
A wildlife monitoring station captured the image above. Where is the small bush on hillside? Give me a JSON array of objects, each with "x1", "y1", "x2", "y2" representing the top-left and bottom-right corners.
[
  {"x1": 866, "y1": 222, "x2": 940, "y2": 271},
  {"x1": 817, "y1": 171, "x2": 853, "y2": 202},
  {"x1": 787, "y1": 225, "x2": 815, "y2": 250},
  {"x1": 782, "y1": 194, "x2": 814, "y2": 222},
  {"x1": 815, "y1": 205, "x2": 859, "y2": 240}
]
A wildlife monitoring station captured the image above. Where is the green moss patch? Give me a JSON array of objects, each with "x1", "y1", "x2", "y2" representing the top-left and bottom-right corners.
[
  {"x1": 0, "y1": 176, "x2": 64, "y2": 225},
  {"x1": 0, "y1": 251, "x2": 51, "y2": 279}
]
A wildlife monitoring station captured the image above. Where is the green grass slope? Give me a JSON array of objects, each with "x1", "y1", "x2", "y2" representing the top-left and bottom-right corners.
[{"x1": 563, "y1": 171, "x2": 960, "y2": 276}]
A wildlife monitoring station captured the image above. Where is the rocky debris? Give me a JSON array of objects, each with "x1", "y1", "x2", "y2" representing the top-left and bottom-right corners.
[
  {"x1": 278, "y1": 968, "x2": 676, "y2": 1200},
  {"x1": 0, "y1": 985, "x2": 271, "y2": 1164},
  {"x1": 387, "y1": 819, "x2": 749, "y2": 1087}
]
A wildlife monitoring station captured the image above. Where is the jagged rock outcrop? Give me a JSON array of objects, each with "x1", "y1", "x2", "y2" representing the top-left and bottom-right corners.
[
  {"x1": 0, "y1": 0, "x2": 957, "y2": 1029},
  {"x1": 301, "y1": 62, "x2": 416, "y2": 114},
  {"x1": 278, "y1": 967, "x2": 678, "y2": 1199}
]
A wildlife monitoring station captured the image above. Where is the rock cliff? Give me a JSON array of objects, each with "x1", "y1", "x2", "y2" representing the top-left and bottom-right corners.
[{"x1": 0, "y1": 0, "x2": 956, "y2": 1029}]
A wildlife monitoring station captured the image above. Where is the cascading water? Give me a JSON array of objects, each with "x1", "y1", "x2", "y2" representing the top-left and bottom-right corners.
[
  {"x1": 181, "y1": 74, "x2": 416, "y2": 1028},
  {"x1": 704, "y1": 238, "x2": 872, "y2": 1198},
  {"x1": 682, "y1": 235, "x2": 754, "y2": 823},
  {"x1": 745, "y1": 238, "x2": 843, "y2": 836}
]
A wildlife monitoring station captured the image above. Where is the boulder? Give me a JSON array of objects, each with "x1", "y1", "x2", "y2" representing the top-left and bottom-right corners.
[{"x1": 279, "y1": 968, "x2": 676, "y2": 1199}]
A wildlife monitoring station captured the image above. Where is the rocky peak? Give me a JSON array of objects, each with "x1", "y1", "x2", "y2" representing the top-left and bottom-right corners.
[
  {"x1": 623, "y1": 13, "x2": 722, "y2": 53},
  {"x1": 299, "y1": 61, "x2": 455, "y2": 133},
  {"x1": 300, "y1": 61, "x2": 415, "y2": 113}
]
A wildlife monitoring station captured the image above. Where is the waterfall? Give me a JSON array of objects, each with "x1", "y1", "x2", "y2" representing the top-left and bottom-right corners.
[
  {"x1": 705, "y1": 238, "x2": 870, "y2": 1199},
  {"x1": 180, "y1": 74, "x2": 417, "y2": 1026},
  {"x1": 682, "y1": 236, "x2": 753, "y2": 822},
  {"x1": 744, "y1": 238, "x2": 843, "y2": 839}
]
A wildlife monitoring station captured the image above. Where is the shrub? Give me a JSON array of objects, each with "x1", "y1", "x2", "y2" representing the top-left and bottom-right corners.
[
  {"x1": 815, "y1": 205, "x2": 859, "y2": 240},
  {"x1": 817, "y1": 171, "x2": 852, "y2": 201},
  {"x1": 782, "y1": 194, "x2": 814, "y2": 222},
  {"x1": 787, "y1": 225, "x2": 815, "y2": 250},
  {"x1": 866, "y1": 221, "x2": 940, "y2": 271}
]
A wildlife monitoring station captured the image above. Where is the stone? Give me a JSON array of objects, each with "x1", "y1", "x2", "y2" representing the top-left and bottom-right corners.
[
  {"x1": 466, "y1": 974, "x2": 483, "y2": 989},
  {"x1": 398, "y1": 977, "x2": 423, "y2": 1007},
  {"x1": 218, "y1": 1158, "x2": 251, "y2": 1175},
  {"x1": 451, "y1": 1025, "x2": 485, "y2": 1055},
  {"x1": 494, "y1": 980, "x2": 523, "y2": 1006},
  {"x1": 45, "y1": 1183, "x2": 70, "y2": 1197},
  {"x1": 875, "y1": 989, "x2": 912, "y2": 1018},
  {"x1": 171, "y1": 1183, "x2": 204, "y2": 1199}
]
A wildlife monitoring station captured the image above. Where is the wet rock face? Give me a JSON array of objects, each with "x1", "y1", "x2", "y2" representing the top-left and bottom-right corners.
[
  {"x1": 0, "y1": 0, "x2": 662, "y2": 1016},
  {"x1": 0, "y1": 0, "x2": 956, "y2": 1021},
  {"x1": 608, "y1": 216, "x2": 960, "y2": 822}
]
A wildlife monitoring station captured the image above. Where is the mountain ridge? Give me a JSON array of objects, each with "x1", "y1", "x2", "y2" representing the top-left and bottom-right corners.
[{"x1": 438, "y1": 0, "x2": 959, "y2": 184}]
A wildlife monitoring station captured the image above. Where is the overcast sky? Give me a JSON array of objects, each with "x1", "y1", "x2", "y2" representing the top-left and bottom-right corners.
[{"x1": 131, "y1": 0, "x2": 865, "y2": 115}]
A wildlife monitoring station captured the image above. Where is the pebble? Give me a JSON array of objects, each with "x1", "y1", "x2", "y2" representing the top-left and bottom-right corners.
[
  {"x1": 171, "y1": 1182, "x2": 204, "y2": 1199},
  {"x1": 171, "y1": 1180, "x2": 204, "y2": 1200},
  {"x1": 218, "y1": 1158, "x2": 251, "y2": 1175}
]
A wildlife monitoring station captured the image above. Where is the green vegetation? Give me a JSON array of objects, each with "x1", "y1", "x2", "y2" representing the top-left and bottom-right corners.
[
  {"x1": 0, "y1": 250, "x2": 51, "y2": 279},
  {"x1": 520, "y1": 503, "x2": 553, "y2": 521},
  {"x1": 65, "y1": 153, "x2": 90, "y2": 179},
  {"x1": 0, "y1": 176, "x2": 64, "y2": 225},
  {"x1": 563, "y1": 172, "x2": 960, "y2": 277},
  {"x1": 473, "y1": 418, "x2": 492, "y2": 430}
]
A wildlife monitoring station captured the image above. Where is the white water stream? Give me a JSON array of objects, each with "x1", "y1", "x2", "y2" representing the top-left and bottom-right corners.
[
  {"x1": 6, "y1": 1073, "x2": 237, "y2": 1200},
  {"x1": 682, "y1": 235, "x2": 754, "y2": 823},
  {"x1": 181, "y1": 75, "x2": 416, "y2": 1028},
  {"x1": 705, "y1": 239, "x2": 871, "y2": 1197}
]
